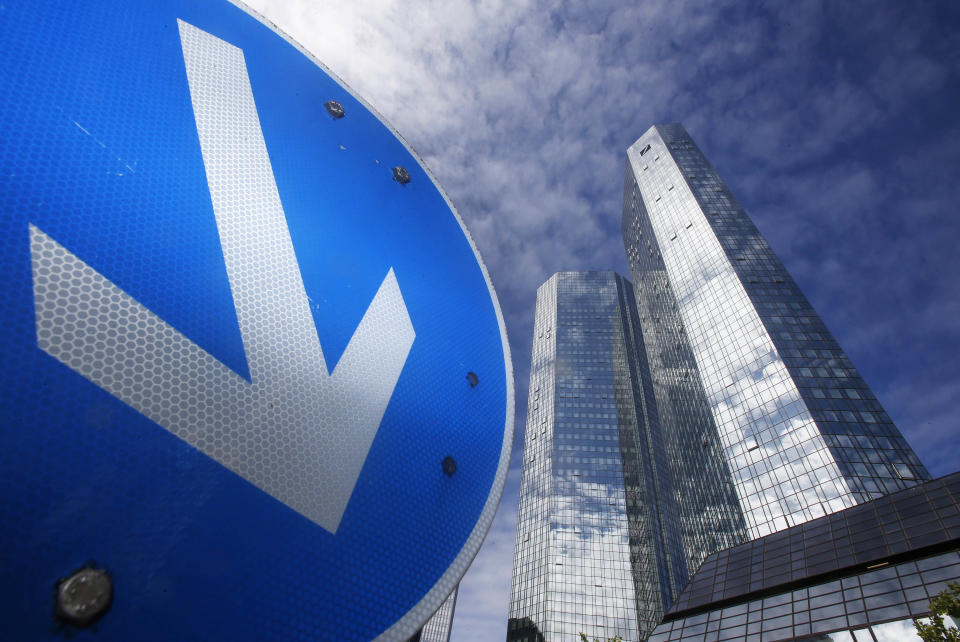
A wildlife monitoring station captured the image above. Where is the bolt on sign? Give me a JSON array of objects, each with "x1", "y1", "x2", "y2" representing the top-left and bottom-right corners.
[{"x1": 0, "y1": 2, "x2": 513, "y2": 640}]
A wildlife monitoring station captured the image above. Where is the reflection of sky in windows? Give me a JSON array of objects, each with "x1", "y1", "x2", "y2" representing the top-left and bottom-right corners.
[
  {"x1": 624, "y1": 124, "x2": 928, "y2": 540},
  {"x1": 508, "y1": 272, "x2": 648, "y2": 642},
  {"x1": 622, "y1": 160, "x2": 750, "y2": 593},
  {"x1": 651, "y1": 550, "x2": 960, "y2": 642}
]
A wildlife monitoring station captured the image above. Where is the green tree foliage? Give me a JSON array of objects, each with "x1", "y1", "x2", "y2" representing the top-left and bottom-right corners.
[{"x1": 915, "y1": 581, "x2": 960, "y2": 642}]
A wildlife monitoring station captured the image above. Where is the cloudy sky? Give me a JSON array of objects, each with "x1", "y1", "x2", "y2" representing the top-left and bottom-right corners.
[{"x1": 241, "y1": 1, "x2": 960, "y2": 640}]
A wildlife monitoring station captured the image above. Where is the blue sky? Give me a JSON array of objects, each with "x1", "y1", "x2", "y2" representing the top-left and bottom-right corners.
[{"x1": 244, "y1": 1, "x2": 960, "y2": 640}]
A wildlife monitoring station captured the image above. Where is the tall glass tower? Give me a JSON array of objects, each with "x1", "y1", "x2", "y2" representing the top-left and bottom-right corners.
[
  {"x1": 507, "y1": 126, "x2": 931, "y2": 642},
  {"x1": 622, "y1": 123, "x2": 929, "y2": 544},
  {"x1": 507, "y1": 272, "x2": 740, "y2": 642}
]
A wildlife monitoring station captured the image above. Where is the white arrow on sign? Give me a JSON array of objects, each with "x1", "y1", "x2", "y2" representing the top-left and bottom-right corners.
[{"x1": 28, "y1": 20, "x2": 415, "y2": 534}]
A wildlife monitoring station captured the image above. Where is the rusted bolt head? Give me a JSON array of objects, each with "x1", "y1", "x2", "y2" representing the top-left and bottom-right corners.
[
  {"x1": 392, "y1": 166, "x2": 411, "y2": 184},
  {"x1": 324, "y1": 100, "x2": 345, "y2": 119},
  {"x1": 323, "y1": 100, "x2": 347, "y2": 120},
  {"x1": 55, "y1": 566, "x2": 112, "y2": 628}
]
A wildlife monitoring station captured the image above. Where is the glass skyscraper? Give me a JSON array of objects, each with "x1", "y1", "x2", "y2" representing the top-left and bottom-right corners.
[
  {"x1": 622, "y1": 123, "x2": 928, "y2": 544},
  {"x1": 508, "y1": 271, "x2": 703, "y2": 642},
  {"x1": 507, "y1": 124, "x2": 932, "y2": 642}
]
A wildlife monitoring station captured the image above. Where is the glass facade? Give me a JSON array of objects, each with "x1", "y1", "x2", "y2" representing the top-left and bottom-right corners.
[
  {"x1": 507, "y1": 272, "x2": 685, "y2": 642},
  {"x1": 651, "y1": 552, "x2": 960, "y2": 642},
  {"x1": 620, "y1": 161, "x2": 749, "y2": 587},
  {"x1": 507, "y1": 124, "x2": 937, "y2": 642},
  {"x1": 622, "y1": 124, "x2": 928, "y2": 542},
  {"x1": 649, "y1": 472, "x2": 960, "y2": 641}
]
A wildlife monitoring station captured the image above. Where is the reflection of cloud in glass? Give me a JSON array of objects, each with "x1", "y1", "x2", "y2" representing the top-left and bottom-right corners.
[
  {"x1": 870, "y1": 618, "x2": 924, "y2": 642},
  {"x1": 549, "y1": 413, "x2": 640, "y2": 639},
  {"x1": 668, "y1": 242, "x2": 855, "y2": 537},
  {"x1": 626, "y1": 124, "x2": 930, "y2": 545},
  {"x1": 508, "y1": 272, "x2": 645, "y2": 642}
]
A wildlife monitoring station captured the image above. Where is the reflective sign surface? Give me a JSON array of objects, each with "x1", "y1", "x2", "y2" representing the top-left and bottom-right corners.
[{"x1": 0, "y1": 2, "x2": 513, "y2": 639}]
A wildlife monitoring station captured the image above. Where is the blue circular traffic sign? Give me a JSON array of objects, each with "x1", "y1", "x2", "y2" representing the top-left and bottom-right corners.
[{"x1": 0, "y1": 2, "x2": 514, "y2": 639}]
